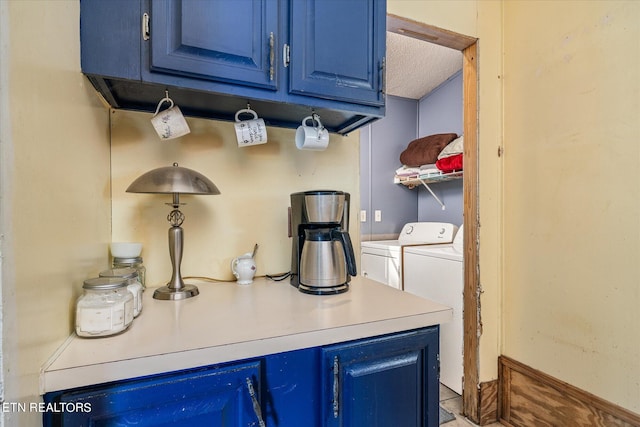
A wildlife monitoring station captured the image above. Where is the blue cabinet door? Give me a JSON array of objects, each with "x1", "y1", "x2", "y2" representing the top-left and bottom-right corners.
[
  {"x1": 44, "y1": 361, "x2": 264, "y2": 426},
  {"x1": 151, "y1": 0, "x2": 279, "y2": 90},
  {"x1": 262, "y1": 348, "x2": 322, "y2": 427},
  {"x1": 289, "y1": 0, "x2": 386, "y2": 106},
  {"x1": 322, "y1": 327, "x2": 440, "y2": 427}
]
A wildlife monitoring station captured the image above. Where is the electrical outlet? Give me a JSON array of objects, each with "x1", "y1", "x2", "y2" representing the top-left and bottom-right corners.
[
  {"x1": 360, "y1": 210, "x2": 367, "y2": 222},
  {"x1": 374, "y1": 210, "x2": 382, "y2": 222}
]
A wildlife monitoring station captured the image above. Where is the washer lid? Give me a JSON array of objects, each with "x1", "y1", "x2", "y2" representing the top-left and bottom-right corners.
[{"x1": 398, "y1": 222, "x2": 458, "y2": 244}]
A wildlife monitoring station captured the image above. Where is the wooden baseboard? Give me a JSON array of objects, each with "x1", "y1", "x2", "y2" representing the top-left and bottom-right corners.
[{"x1": 499, "y1": 356, "x2": 640, "y2": 426}]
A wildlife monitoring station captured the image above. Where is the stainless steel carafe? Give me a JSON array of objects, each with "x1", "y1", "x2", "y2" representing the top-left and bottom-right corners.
[
  {"x1": 299, "y1": 228, "x2": 357, "y2": 294},
  {"x1": 289, "y1": 190, "x2": 356, "y2": 294}
]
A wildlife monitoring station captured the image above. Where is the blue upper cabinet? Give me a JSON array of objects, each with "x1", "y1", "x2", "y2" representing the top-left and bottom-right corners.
[
  {"x1": 289, "y1": 0, "x2": 385, "y2": 106},
  {"x1": 79, "y1": 0, "x2": 386, "y2": 134},
  {"x1": 150, "y1": 0, "x2": 278, "y2": 90}
]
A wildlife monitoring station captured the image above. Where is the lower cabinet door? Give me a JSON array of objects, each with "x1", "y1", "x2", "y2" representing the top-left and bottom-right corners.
[
  {"x1": 44, "y1": 361, "x2": 264, "y2": 427},
  {"x1": 321, "y1": 327, "x2": 439, "y2": 427},
  {"x1": 262, "y1": 347, "x2": 321, "y2": 427}
]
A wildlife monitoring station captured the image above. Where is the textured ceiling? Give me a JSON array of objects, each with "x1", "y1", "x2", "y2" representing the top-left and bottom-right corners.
[{"x1": 385, "y1": 31, "x2": 463, "y2": 100}]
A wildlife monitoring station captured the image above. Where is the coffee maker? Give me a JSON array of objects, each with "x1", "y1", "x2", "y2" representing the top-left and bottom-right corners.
[{"x1": 290, "y1": 190, "x2": 357, "y2": 294}]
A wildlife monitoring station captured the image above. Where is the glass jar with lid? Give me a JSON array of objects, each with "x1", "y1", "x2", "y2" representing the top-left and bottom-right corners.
[
  {"x1": 76, "y1": 277, "x2": 134, "y2": 338},
  {"x1": 99, "y1": 267, "x2": 143, "y2": 317},
  {"x1": 113, "y1": 256, "x2": 146, "y2": 289}
]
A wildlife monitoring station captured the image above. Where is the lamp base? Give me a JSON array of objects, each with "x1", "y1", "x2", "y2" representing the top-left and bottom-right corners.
[{"x1": 153, "y1": 284, "x2": 199, "y2": 300}]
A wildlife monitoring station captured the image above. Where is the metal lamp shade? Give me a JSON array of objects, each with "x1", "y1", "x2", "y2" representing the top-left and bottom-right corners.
[{"x1": 126, "y1": 163, "x2": 220, "y2": 195}]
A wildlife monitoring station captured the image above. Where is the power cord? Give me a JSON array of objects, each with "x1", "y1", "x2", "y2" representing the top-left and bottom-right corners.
[{"x1": 265, "y1": 272, "x2": 292, "y2": 281}]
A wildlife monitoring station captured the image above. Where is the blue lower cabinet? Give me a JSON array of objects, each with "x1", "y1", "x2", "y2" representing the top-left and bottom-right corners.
[
  {"x1": 43, "y1": 361, "x2": 265, "y2": 427},
  {"x1": 43, "y1": 327, "x2": 439, "y2": 426},
  {"x1": 262, "y1": 348, "x2": 321, "y2": 427},
  {"x1": 322, "y1": 328, "x2": 440, "y2": 427}
]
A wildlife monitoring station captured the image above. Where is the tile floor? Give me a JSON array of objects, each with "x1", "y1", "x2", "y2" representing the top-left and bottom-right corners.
[{"x1": 439, "y1": 384, "x2": 502, "y2": 427}]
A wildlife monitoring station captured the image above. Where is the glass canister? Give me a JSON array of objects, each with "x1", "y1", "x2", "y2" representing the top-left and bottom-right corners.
[
  {"x1": 99, "y1": 267, "x2": 143, "y2": 317},
  {"x1": 76, "y1": 277, "x2": 134, "y2": 338},
  {"x1": 113, "y1": 256, "x2": 146, "y2": 289}
]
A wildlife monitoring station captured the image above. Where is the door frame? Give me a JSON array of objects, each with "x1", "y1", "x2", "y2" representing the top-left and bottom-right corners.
[{"x1": 387, "y1": 15, "x2": 482, "y2": 423}]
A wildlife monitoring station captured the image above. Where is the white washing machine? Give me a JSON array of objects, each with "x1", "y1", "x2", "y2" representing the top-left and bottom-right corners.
[
  {"x1": 403, "y1": 226, "x2": 464, "y2": 394},
  {"x1": 360, "y1": 222, "x2": 458, "y2": 289}
]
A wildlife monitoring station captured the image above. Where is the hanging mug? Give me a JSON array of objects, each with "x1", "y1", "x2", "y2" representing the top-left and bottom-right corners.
[
  {"x1": 150, "y1": 95, "x2": 191, "y2": 140},
  {"x1": 234, "y1": 108, "x2": 268, "y2": 147},
  {"x1": 295, "y1": 115, "x2": 329, "y2": 151}
]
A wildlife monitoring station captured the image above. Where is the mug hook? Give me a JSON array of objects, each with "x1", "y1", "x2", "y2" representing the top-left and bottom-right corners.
[
  {"x1": 153, "y1": 90, "x2": 174, "y2": 117},
  {"x1": 311, "y1": 113, "x2": 324, "y2": 132}
]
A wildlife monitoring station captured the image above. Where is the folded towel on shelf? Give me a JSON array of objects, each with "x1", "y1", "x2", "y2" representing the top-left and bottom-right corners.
[
  {"x1": 399, "y1": 133, "x2": 458, "y2": 167},
  {"x1": 419, "y1": 164, "x2": 441, "y2": 176},
  {"x1": 395, "y1": 166, "x2": 421, "y2": 177},
  {"x1": 437, "y1": 135, "x2": 464, "y2": 159},
  {"x1": 419, "y1": 163, "x2": 437, "y2": 171},
  {"x1": 435, "y1": 153, "x2": 463, "y2": 172}
]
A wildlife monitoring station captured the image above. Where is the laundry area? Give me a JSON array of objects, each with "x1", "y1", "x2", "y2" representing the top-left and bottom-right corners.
[{"x1": 359, "y1": 31, "x2": 466, "y2": 401}]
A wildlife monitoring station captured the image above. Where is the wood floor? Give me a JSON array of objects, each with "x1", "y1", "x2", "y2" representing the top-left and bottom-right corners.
[{"x1": 440, "y1": 384, "x2": 502, "y2": 426}]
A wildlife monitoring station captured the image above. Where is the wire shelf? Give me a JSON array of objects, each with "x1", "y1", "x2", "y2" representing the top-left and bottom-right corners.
[{"x1": 394, "y1": 170, "x2": 463, "y2": 188}]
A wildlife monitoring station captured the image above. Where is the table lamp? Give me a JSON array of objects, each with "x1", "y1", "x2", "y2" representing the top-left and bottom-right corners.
[{"x1": 126, "y1": 163, "x2": 220, "y2": 300}]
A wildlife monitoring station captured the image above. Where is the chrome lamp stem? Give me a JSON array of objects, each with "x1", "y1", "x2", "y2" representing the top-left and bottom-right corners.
[
  {"x1": 167, "y1": 225, "x2": 185, "y2": 291},
  {"x1": 152, "y1": 194, "x2": 199, "y2": 300}
]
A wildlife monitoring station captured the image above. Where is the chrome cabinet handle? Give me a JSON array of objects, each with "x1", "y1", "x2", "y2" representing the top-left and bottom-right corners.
[
  {"x1": 142, "y1": 12, "x2": 150, "y2": 41},
  {"x1": 245, "y1": 377, "x2": 266, "y2": 427},
  {"x1": 269, "y1": 32, "x2": 275, "y2": 81},
  {"x1": 333, "y1": 356, "x2": 340, "y2": 418},
  {"x1": 283, "y1": 43, "x2": 290, "y2": 68}
]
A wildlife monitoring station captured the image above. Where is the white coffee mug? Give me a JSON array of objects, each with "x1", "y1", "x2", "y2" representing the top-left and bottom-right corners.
[
  {"x1": 295, "y1": 115, "x2": 329, "y2": 151},
  {"x1": 234, "y1": 109, "x2": 268, "y2": 147},
  {"x1": 231, "y1": 253, "x2": 257, "y2": 285},
  {"x1": 150, "y1": 97, "x2": 191, "y2": 140}
]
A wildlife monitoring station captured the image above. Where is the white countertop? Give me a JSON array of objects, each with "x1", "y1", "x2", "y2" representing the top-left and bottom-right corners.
[{"x1": 41, "y1": 276, "x2": 452, "y2": 394}]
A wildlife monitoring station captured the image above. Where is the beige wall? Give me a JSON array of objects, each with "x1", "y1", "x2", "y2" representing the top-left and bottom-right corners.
[
  {"x1": 0, "y1": 1, "x2": 111, "y2": 424},
  {"x1": 110, "y1": 111, "x2": 360, "y2": 286},
  {"x1": 390, "y1": 0, "x2": 640, "y2": 415},
  {"x1": 502, "y1": 1, "x2": 640, "y2": 412}
]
